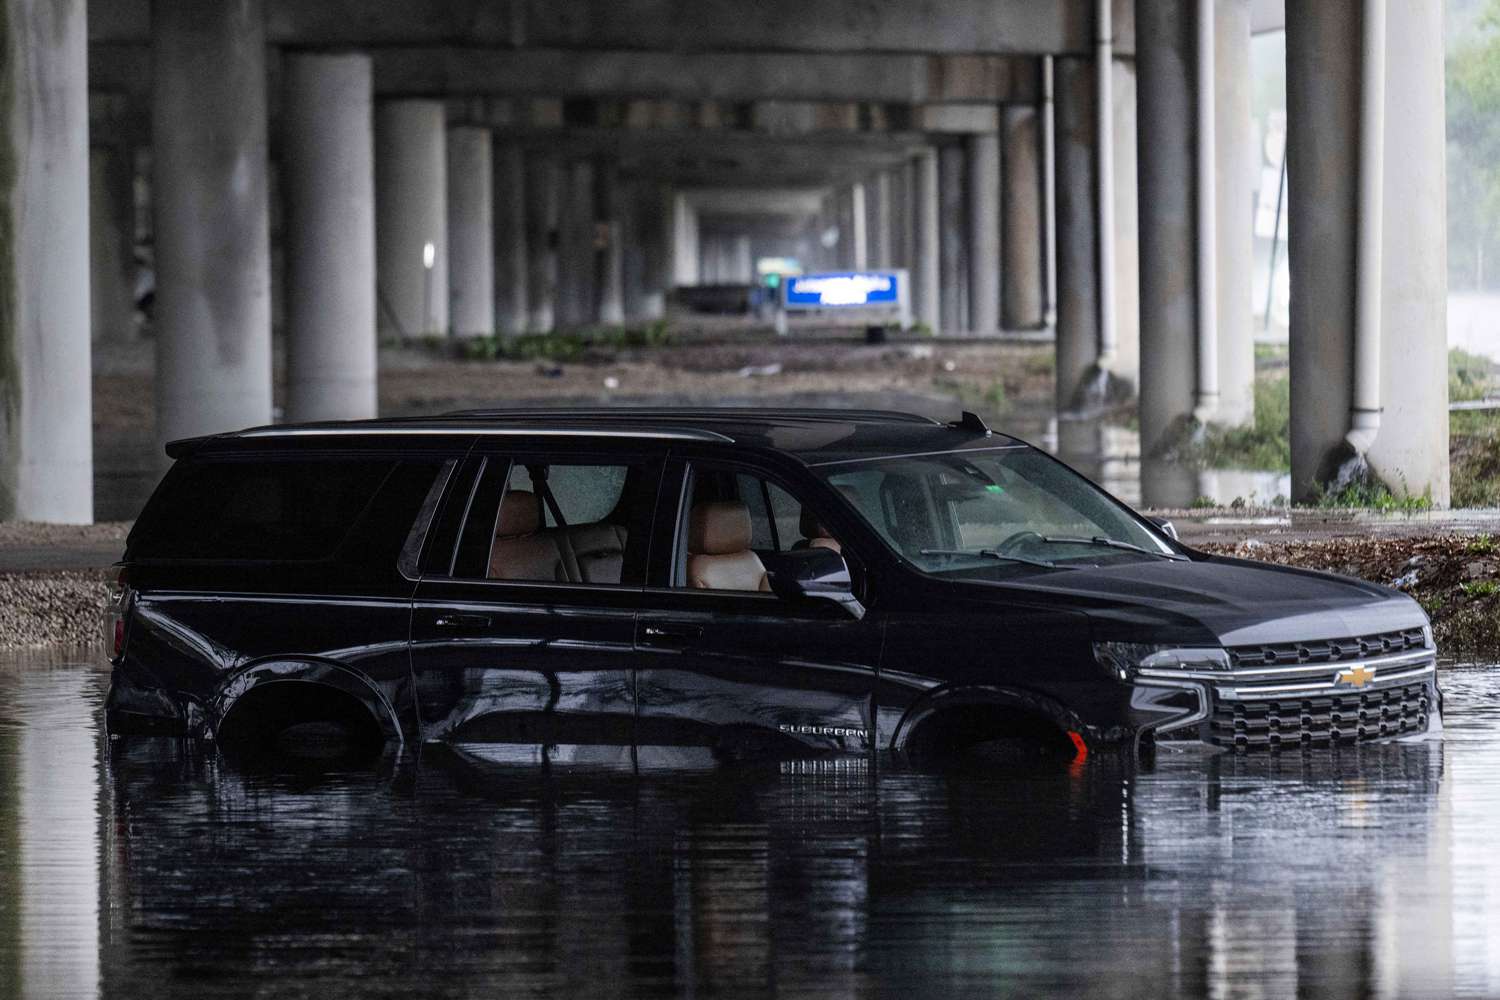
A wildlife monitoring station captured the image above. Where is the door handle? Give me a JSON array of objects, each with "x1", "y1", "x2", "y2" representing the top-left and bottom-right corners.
[
  {"x1": 434, "y1": 613, "x2": 491, "y2": 629},
  {"x1": 643, "y1": 623, "x2": 703, "y2": 641}
]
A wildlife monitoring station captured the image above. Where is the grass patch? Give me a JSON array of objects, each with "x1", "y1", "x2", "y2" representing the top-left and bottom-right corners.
[
  {"x1": 1312, "y1": 480, "x2": 1434, "y2": 513},
  {"x1": 1461, "y1": 580, "x2": 1500, "y2": 599},
  {"x1": 1184, "y1": 373, "x2": 1291, "y2": 471},
  {"x1": 457, "y1": 321, "x2": 673, "y2": 362}
]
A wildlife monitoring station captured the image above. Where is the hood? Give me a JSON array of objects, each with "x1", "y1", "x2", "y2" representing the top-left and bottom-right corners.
[{"x1": 956, "y1": 554, "x2": 1426, "y2": 647}]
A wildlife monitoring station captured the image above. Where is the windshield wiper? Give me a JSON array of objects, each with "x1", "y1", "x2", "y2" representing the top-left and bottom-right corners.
[
  {"x1": 919, "y1": 548, "x2": 1056, "y2": 569},
  {"x1": 1034, "y1": 535, "x2": 1188, "y2": 561}
]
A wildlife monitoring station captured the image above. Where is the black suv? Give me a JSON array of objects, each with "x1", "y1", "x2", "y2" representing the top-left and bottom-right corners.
[{"x1": 105, "y1": 408, "x2": 1441, "y2": 761}]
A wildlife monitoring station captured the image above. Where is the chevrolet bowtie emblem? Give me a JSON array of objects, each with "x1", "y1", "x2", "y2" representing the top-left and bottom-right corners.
[{"x1": 1337, "y1": 665, "x2": 1376, "y2": 688}]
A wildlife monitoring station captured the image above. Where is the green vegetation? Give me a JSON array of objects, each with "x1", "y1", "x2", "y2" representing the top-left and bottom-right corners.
[
  {"x1": 1253, "y1": 342, "x2": 1288, "y2": 365},
  {"x1": 1469, "y1": 534, "x2": 1498, "y2": 555},
  {"x1": 1448, "y1": 4, "x2": 1500, "y2": 289},
  {"x1": 1448, "y1": 347, "x2": 1500, "y2": 507},
  {"x1": 1462, "y1": 580, "x2": 1500, "y2": 599},
  {"x1": 1182, "y1": 373, "x2": 1292, "y2": 472},
  {"x1": 1312, "y1": 481, "x2": 1434, "y2": 514},
  {"x1": 456, "y1": 321, "x2": 673, "y2": 362}
]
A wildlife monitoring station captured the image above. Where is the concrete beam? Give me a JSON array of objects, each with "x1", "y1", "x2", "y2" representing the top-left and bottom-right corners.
[
  {"x1": 372, "y1": 48, "x2": 1042, "y2": 104},
  {"x1": 91, "y1": 0, "x2": 1090, "y2": 55}
]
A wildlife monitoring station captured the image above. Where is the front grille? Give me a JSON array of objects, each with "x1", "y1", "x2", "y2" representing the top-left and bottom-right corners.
[
  {"x1": 1208, "y1": 680, "x2": 1431, "y2": 751},
  {"x1": 1226, "y1": 627, "x2": 1427, "y2": 669}
]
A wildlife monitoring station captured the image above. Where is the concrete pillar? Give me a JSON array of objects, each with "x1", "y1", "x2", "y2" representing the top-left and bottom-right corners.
[
  {"x1": 1001, "y1": 106, "x2": 1045, "y2": 330},
  {"x1": 1215, "y1": 0, "x2": 1255, "y2": 427},
  {"x1": 1368, "y1": 0, "x2": 1449, "y2": 504},
  {"x1": 1, "y1": 0, "x2": 91, "y2": 521},
  {"x1": 914, "y1": 151, "x2": 941, "y2": 331},
  {"x1": 893, "y1": 160, "x2": 915, "y2": 272},
  {"x1": 525, "y1": 154, "x2": 559, "y2": 333},
  {"x1": 1054, "y1": 56, "x2": 1099, "y2": 412},
  {"x1": 1287, "y1": 1, "x2": 1362, "y2": 499},
  {"x1": 596, "y1": 160, "x2": 625, "y2": 325},
  {"x1": 838, "y1": 182, "x2": 868, "y2": 270},
  {"x1": 446, "y1": 125, "x2": 493, "y2": 336},
  {"x1": 153, "y1": 0, "x2": 271, "y2": 453},
  {"x1": 1111, "y1": 57, "x2": 1143, "y2": 390},
  {"x1": 376, "y1": 100, "x2": 447, "y2": 337},
  {"x1": 938, "y1": 144, "x2": 968, "y2": 334},
  {"x1": 639, "y1": 183, "x2": 669, "y2": 320},
  {"x1": 870, "y1": 172, "x2": 894, "y2": 268},
  {"x1": 557, "y1": 159, "x2": 596, "y2": 328},
  {"x1": 731, "y1": 235, "x2": 754, "y2": 284},
  {"x1": 493, "y1": 142, "x2": 529, "y2": 337},
  {"x1": 966, "y1": 132, "x2": 1001, "y2": 335},
  {"x1": 282, "y1": 53, "x2": 377, "y2": 422},
  {"x1": 670, "y1": 192, "x2": 700, "y2": 287},
  {"x1": 1135, "y1": 0, "x2": 1198, "y2": 460},
  {"x1": 622, "y1": 181, "x2": 661, "y2": 322},
  {"x1": 90, "y1": 145, "x2": 135, "y2": 345}
]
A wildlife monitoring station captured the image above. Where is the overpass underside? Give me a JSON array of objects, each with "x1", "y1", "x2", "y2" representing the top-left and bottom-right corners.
[{"x1": 0, "y1": 0, "x2": 1448, "y2": 521}]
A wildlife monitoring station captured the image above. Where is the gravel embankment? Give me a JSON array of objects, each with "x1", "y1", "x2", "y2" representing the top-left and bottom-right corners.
[{"x1": 1, "y1": 570, "x2": 113, "y2": 651}]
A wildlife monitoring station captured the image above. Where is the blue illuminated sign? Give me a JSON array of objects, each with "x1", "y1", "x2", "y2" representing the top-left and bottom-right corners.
[{"x1": 784, "y1": 271, "x2": 901, "y2": 309}]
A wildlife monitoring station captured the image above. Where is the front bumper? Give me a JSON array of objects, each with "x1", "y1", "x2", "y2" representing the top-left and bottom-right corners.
[{"x1": 1131, "y1": 646, "x2": 1440, "y2": 752}]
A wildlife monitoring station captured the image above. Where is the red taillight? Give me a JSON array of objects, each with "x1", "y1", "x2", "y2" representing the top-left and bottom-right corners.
[{"x1": 106, "y1": 566, "x2": 130, "y2": 659}]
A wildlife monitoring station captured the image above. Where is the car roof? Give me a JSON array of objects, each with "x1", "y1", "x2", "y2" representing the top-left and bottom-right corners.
[{"x1": 169, "y1": 407, "x2": 1027, "y2": 467}]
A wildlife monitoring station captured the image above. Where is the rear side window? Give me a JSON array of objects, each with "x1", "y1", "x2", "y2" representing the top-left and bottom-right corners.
[{"x1": 129, "y1": 459, "x2": 396, "y2": 561}]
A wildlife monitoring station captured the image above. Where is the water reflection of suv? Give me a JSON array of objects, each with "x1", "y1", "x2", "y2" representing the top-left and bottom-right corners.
[{"x1": 105, "y1": 408, "x2": 1441, "y2": 760}]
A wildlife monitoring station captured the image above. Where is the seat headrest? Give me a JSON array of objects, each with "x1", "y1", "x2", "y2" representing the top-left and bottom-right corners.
[
  {"x1": 689, "y1": 501, "x2": 751, "y2": 556},
  {"x1": 496, "y1": 490, "x2": 541, "y2": 537}
]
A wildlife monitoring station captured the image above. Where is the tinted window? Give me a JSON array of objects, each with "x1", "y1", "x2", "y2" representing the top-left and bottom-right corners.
[
  {"x1": 447, "y1": 458, "x2": 650, "y2": 585},
  {"x1": 129, "y1": 459, "x2": 396, "y2": 561}
]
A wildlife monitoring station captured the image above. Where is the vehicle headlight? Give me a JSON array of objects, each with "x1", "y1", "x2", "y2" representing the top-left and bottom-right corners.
[{"x1": 1092, "y1": 642, "x2": 1231, "y2": 681}]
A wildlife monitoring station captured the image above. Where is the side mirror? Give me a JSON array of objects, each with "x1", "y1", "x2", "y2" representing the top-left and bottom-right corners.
[
  {"x1": 766, "y1": 547, "x2": 866, "y2": 620},
  {"x1": 1148, "y1": 516, "x2": 1179, "y2": 541}
]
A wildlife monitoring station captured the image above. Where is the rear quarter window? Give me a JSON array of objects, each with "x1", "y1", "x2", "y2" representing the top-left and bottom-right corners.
[{"x1": 128, "y1": 458, "x2": 398, "y2": 561}]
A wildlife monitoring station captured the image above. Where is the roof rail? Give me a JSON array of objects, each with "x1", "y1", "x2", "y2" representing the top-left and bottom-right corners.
[
  {"x1": 230, "y1": 423, "x2": 735, "y2": 444},
  {"x1": 436, "y1": 406, "x2": 942, "y2": 426}
]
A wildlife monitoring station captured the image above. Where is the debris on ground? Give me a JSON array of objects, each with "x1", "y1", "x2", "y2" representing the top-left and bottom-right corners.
[{"x1": 1201, "y1": 534, "x2": 1500, "y2": 658}]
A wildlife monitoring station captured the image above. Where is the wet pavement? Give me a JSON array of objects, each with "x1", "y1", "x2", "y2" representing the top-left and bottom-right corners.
[{"x1": 3, "y1": 656, "x2": 1499, "y2": 998}]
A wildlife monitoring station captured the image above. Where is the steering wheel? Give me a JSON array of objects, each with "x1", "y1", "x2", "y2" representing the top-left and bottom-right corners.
[{"x1": 996, "y1": 530, "x2": 1045, "y2": 555}]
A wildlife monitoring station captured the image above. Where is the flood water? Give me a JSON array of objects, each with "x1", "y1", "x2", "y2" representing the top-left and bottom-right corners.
[{"x1": 3, "y1": 657, "x2": 1497, "y2": 998}]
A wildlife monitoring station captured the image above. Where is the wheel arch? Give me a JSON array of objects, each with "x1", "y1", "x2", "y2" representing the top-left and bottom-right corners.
[
  {"x1": 890, "y1": 684, "x2": 1090, "y2": 755},
  {"x1": 211, "y1": 656, "x2": 404, "y2": 748}
]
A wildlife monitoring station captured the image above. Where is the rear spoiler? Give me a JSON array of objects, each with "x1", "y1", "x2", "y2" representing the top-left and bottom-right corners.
[{"x1": 163, "y1": 434, "x2": 219, "y2": 459}]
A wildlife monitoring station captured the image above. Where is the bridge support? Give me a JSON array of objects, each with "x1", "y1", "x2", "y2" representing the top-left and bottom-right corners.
[
  {"x1": 153, "y1": 0, "x2": 271, "y2": 452},
  {"x1": 446, "y1": 125, "x2": 494, "y2": 337},
  {"x1": 376, "y1": 100, "x2": 447, "y2": 337},
  {"x1": 283, "y1": 53, "x2": 377, "y2": 421},
  {"x1": 1, "y1": 0, "x2": 91, "y2": 521}
]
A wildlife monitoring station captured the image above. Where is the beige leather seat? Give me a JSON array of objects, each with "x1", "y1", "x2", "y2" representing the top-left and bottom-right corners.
[
  {"x1": 564, "y1": 523, "x2": 628, "y2": 584},
  {"x1": 488, "y1": 491, "x2": 575, "y2": 582},
  {"x1": 687, "y1": 501, "x2": 770, "y2": 592}
]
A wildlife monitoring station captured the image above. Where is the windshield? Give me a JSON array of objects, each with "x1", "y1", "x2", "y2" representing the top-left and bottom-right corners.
[{"x1": 817, "y1": 446, "x2": 1176, "y2": 577}]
